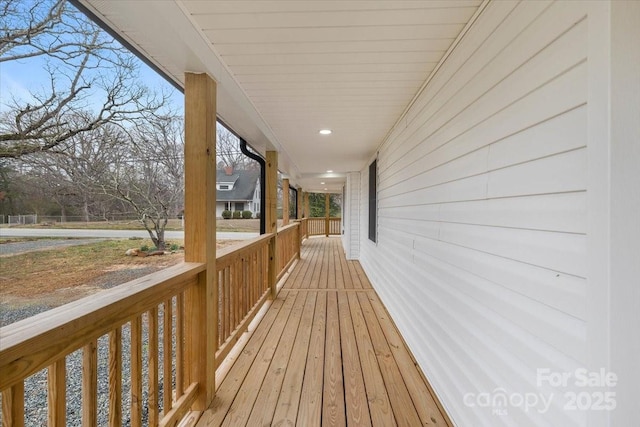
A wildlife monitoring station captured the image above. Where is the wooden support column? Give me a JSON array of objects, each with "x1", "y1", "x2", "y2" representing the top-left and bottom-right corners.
[
  {"x1": 184, "y1": 72, "x2": 217, "y2": 410},
  {"x1": 2, "y1": 383, "x2": 24, "y2": 427},
  {"x1": 266, "y1": 151, "x2": 278, "y2": 298},
  {"x1": 305, "y1": 192, "x2": 310, "y2": 219},
  {"x1": 298, "y1": 189, "x2": 303, "y2": 219},
  {"x1": 325, "y1": 193, "x2": 330, "y2": 237},
  {"x1": 282, "y1": 178, "x2": 290, "y2": 225}
]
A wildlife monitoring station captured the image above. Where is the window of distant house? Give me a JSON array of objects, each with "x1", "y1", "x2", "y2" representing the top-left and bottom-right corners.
[
  {"x1": 368, "y1": 159, "x2": 377, "y2": 242},
  {"x1": 235, "y1": 202, "x2": 245, "y2": 211}
]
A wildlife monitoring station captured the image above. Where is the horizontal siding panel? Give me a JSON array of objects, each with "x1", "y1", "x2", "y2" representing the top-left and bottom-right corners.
[
  {"x1": 357, "y1": 2, "x2": 590, "y2": 425},
  {"x1": 437, "y1": 222, "x2": 587, "y2": 276},
  {"x1": 438, "y1": 192, "x2": 588, "y2": 234},
  {"x1": 388, "y1": 20, "x2": 587, "y2": 177},
  {"x1": 378, "y1": 204, "x2": 441, "y2": 222},
  {"x1": 383, "y1": 1, "x2": 586, "y2": 176},
  {"x1": 488, "y1": 148, "x2": 587, "y2": 198},
  {"x1": 378, "y1": 147, "x2": 489, "y2": 199},
  {"x1": 371, "y1": 236, "x2": 587, "y2": 371},
  {"x1": 381, "y1": 0, "x2": 533, "y2": 157},
  {"x1": 379, "y1": 216, "x2": 440, "y2": 240},
  {"x1": 410, "y1": 233, "x2": 586, "y2": 320},
  {"x1": 488, "y1": 105, "x2": 587, "y2": 170},
  {"x1": 380, "y1": 54, "x2": 587, "y2": 190},
  {"x1": 380, "y1": 174, "x2": 488, "y2": 207},
  {"x1": 363, "y1": 241, "x2": 583, "y2": 425},
  {"x1": 380, "y1": 192, "x2": 587, "y2": 237}
]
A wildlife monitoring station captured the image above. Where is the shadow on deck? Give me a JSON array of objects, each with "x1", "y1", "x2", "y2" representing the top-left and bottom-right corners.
[{"x1": 197, "y1": 237, "x2": 450, "y2": 427}]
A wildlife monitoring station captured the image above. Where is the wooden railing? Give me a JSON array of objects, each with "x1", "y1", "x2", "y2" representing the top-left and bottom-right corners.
[
  {"x1": 276, "y1": 223, "x2": 300, "y2": 281},
  {"x1": 215, "y1": 233, "x2": 270, "y2": 365},
  {"x1": 329, "y1": 217, "x2": 341, "y2": 235},
  {"x1": 0, "y1": 224, "x2": 301, "y2": 427},
  {"x1": 0, "y1": 262, "x2": 206, "y2": 427},
  {"x1": 307, "y1": 217, "x2": 341, "y2": 236},
  {"x1": 295, "y1": 218, "x2": 309, "y2": 242}
]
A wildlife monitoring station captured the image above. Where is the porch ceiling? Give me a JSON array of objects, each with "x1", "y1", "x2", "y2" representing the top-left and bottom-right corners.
[{"x1": 78, "y1": 0, "x2": 483, "y2": 192}]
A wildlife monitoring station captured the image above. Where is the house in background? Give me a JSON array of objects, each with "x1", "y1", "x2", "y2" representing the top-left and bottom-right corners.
[{"x1": 215, "y1": 166, "x2": 260, "y2": 218}]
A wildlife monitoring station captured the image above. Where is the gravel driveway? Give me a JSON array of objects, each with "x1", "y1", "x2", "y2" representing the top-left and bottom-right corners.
[
  {"x1": 0, "y1": 238, "x2": 104, "y2": 257},
  {"x1": 0, "y1": 238, "x2": 173, "y2": 426}
]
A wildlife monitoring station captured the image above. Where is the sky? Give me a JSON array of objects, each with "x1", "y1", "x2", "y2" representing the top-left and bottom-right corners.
[
  {"x1": 0, "y1": 58, "x2": 184, "y2": 112},
  {"x1": 0, "y1": 0, "x2": 184, "y2": 114},
  {"x1": 0, "y1": 53, "x2": 184, "y2": 111}
]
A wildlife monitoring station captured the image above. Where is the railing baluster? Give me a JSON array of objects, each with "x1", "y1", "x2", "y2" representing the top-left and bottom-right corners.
[
  {"x1": 82, "y1": 340, "x2": 97, "y2": 427},
  {"x1": 0, "y1": 263, "x2": 204, "y2": 427},
  {"x1": 234, "y1": 261, "x2": 240, "y2": 328},
  {"x1": 109, "y1": 328, "x2": 122, "y2": 427},
  {"x1": 224, "y1": 268, "x2": 230, "y2": 343},
  {"x1": 1, "y1": 231, "x2": 303, "y2": 426},
  {"x1": 130, "y1": 316, "x2": 142, "y2": 427},
  {"x1": 268, "y1": 235, "x2": 277, "y2": 298},
  {"x1": 243, "y1": 257, "x2": 248, "y2": 315},
  {"x1": 251, "y1": 252, "x2": 257, "y2": 306},
  {"x1": 176, "y1": 293, "x2": 184, "y2": 399},
  {"x1": 263, "y1": 245, "x2": 268, "y2": 293},
  {"x1": 149, "y1": 307, "x2": 159, "y2": 426},
  {"x1": 48, "y1": 358, "x2": 66, "y2": 426},
  {"x1": 2, "y1": 382, "x2": 24, "y2": 427},
  {"x1": 163, "y1": 298, "x2": 173, "y2": 414}
]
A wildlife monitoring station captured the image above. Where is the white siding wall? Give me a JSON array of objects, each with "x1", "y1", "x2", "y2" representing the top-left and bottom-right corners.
[
  {"x1": 342, "y1": 172, "x2": 361, "y2": 259},
  {"x1": 358, "y1": 1, "x2": 595, "y2": 425},
  {"x1": 215, "y1": 202, "x2": 227, "y2": 218}
]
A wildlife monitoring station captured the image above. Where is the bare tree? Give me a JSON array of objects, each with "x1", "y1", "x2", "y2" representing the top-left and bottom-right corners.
[
  {"x1": 216, "y1": 124, "x2": 255, "y2": 170},
  {"x1": 0, "y1": 0, "x2": 169, "y2": 158},
  {"x1": 102, "y1": 115, "x2": 184, "y2": 250},
  {"x1": 19, "y1": 119, "x2": 127, "y2": 221}
]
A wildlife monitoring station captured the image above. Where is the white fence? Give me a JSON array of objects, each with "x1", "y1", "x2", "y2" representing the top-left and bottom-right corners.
[
  {"x1": 7, "y1": 214, "x2": 38, "y2": 225},
  {"x1": 0, "y1": 214, "x2": 145, "y2": 225}
]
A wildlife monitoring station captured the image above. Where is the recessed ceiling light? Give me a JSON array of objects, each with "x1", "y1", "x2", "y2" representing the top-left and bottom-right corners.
[
  {"x1": 320, "y1": 182, "x2": 325, "y2": 185},
  {"x1": 319, "y1": 129, "x2": 332, "y2": 135},
  {"x1": 326, "y1": 170, "x2": 333, "y2": 173},
  {"x1": 324, "y1": 188, "x2": 328, "y2": 190}
]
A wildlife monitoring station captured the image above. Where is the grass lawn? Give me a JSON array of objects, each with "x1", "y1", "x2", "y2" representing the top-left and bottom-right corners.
[{"x1": 0, "y1": 238, "x2": 241, "y2": 307}]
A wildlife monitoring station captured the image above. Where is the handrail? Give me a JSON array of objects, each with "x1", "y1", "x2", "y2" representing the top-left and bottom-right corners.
[
  {"x1": 0, "y1": 262, "x2": 205, "y2": 390},
  {"x1": 1, "y1": 262, "x2": 205, "y2": 426},
  {"x1": 276, "y1": 223, "x2": 300, "y2": 281},
  {"x1": 0, "y1": 222, "x2": 302, "y2": 426},
  {"x1": 294, "y1": 218, "x2": 309, "y2": 242},
  {"x1": 307, "y1": 217, "x2": 341, "y2": 236},
  {"x1": 216, "y1": 232, "x2": 273, "y2": 269}
]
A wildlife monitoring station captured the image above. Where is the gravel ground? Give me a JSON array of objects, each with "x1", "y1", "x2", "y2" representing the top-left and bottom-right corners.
[
  {"x1": 0, "y1": 265, "x2": 165, "y2": 327},
  {"x1": 0, "y1": 238, "x2": 105, "y2": 257},
  {"x1": 0, "y1": 254, "x2": 177, "y2": 426},
  {"x1": 0, "y1": 304, "x2": 176, "y2": 426}
]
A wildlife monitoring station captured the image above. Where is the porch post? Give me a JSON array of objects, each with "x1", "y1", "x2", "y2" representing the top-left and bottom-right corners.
[
  {"x1": 266, "y1": 151, "x2": 278, "y2": 298},
  {"x1": 325, "y1": 193, "x2": 330, "y2": 237},
  {"x1": 184, "y1": 72, "x2": 216, "y2": 409},
  {"x1": 298, "y1": 189, "x2": 303, "y2": 219},
  {"x1": 282, "y1": 178, "x2": 289, "y2": 225},
  {"x1": 305, "y1": 192, "x2": 310, "y2": 219}
]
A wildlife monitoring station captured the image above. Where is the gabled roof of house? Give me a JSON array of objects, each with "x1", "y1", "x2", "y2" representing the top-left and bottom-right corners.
[{"x1": 216, "y1": 169, "x2": 259, "y2": 202}]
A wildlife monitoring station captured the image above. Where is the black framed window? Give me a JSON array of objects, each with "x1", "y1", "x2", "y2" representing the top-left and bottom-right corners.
[{"x1": 368, "y1": 159, "x2": 377, "y2": 242}]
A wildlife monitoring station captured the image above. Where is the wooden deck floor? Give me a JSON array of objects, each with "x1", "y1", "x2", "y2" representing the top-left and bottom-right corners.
[{"x1": 197, "y1": 237, "x2": 450, "y2": 427}]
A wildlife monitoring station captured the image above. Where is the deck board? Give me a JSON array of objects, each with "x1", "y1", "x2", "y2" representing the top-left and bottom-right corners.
[{"x1": 197, "y1": 237, "x2": 450, "y2": 427}]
